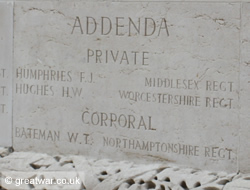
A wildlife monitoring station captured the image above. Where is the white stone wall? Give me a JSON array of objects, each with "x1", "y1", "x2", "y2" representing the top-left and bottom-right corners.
[
  {"x1": 0, "y1": 0, "x2": 249, "y2": 173},
  {"x1": 0, "y1": 149, "x2": 250, "y2": 190},
  {"x1": 240, "y1": 3, "x2": 250, "y2": 174},
  {"x1": 0, "y1": 2, "x2": 13, "y2": 147}
]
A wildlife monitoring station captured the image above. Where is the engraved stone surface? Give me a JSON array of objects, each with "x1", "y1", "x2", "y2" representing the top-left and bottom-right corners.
[
  {"x1": 0, "y1": 2, "x2": 13, "y2": 147},
  {"x1": 240, "y1": 3, "x2": 250, "y2": 174},
  {"x1": 13, "y1": 1, "x2": 241, "y2": 172}
]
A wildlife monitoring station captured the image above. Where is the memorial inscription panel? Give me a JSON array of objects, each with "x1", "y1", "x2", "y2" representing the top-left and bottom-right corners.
[
  {"x1": 14, "y1": 1, "x2": 240, "y2": 172},
  {"x1": 0, "y1": 2, "x2": 13, "y2": 147}
]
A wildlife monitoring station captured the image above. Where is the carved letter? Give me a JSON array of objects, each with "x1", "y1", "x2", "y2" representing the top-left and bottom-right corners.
[
  {"x1": 71, "y1": 16, "x2": 83, "y2": 34},
  {"x1": 145, "y1": 18, "x2": 156, "y2": 36},
  {"x1": 101, "y1": 17, "x2": 112, "y2": 35},
  {"x1": 158, "y1": 18, "x2": 169, "y2": 36},
  {"x1": 86, "y1": 17, "x2": 97, "y2": 35}
]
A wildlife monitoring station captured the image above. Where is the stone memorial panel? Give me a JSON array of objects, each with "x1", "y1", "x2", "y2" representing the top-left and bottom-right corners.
[
  {"x1": 13, "y1": 1, "x2": 241, "y2": 172},
  {"x1": 240, "y1": 3, "x2": 250, "y2": 173},
  {"x1": 0, "y1": 2, "x2": 13, "y2": 147}
]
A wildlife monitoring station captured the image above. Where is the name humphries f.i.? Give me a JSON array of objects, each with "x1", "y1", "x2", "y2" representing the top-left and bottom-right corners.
[{"x1": 71, "y1": 16, "x2": 169, "y2": 37}]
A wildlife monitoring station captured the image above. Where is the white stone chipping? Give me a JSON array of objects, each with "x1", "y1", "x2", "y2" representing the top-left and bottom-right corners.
[{"x1": 0, "y1": 148, "x2": 249, "y2": 190}]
